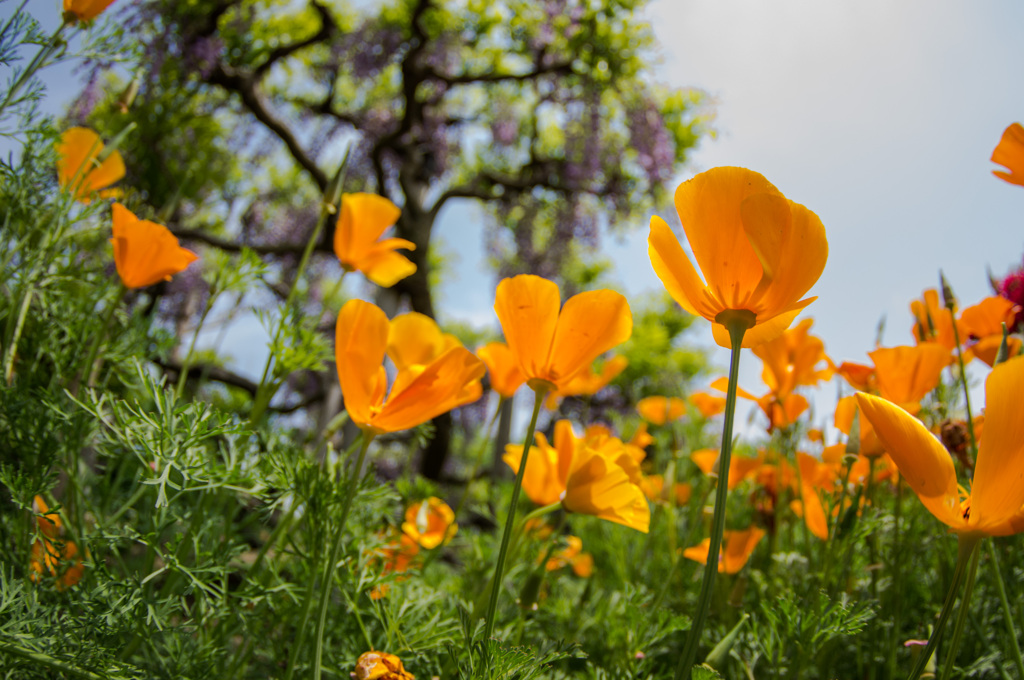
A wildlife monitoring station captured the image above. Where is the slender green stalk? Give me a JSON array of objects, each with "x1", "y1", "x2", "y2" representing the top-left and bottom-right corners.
[
  {"x1": 987, "y1": 540, "x2": 1024, "y2": 679},
  {"x1": 907, "y1": 535, "x2": 980, "y2": 680},
  {"x1": 483, "y1": 387, "x2": 547, "y2": 640},
  {"x1": 174, "y1": 284, "x2": 220, "y2": 399},
  {"x1": 310, "y1": 431, "x2": 375, "y2": 680},
  {"x1": 939, "y1": 540, "x2": 981, "y2": 680},
  {"x1": 674, "y1": 310, "x2": 752, "y2": 679},
  {"x1": 452, "y1": 396, "x2": 505, "y2": 520},
  {"x1": 943, "y1": 281, "x2": 977, "y2": 461},
  {"x1": 75, "y1": 284, "x2": 124, "y2": 395},
  {"x1": 0, "y1": 14, "x2": 69, "y2": 115}
]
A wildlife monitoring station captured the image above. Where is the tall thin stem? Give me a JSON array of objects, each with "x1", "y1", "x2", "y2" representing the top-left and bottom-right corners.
[
  {"x1": 907, "y1": 535, "x2": 980, "y2": 680},
  {"x1": 986, "y1": 540, "x2": 1024, "y2": 679},
  {"x1": 452, "y1": 396, "x2": 505, "y2": 521},
  {"x1": 939, "y1": 541, "x2": 981, "y2": 680},
  {"x1": 483, "y1": 387, "x2": 547, "y2": 640},
  {"x1": 674, "y1": 311, "x2": 752, "y2": 679},
  {"x1": 310, "y1": 431, "x2": 375, "y2": 680}
]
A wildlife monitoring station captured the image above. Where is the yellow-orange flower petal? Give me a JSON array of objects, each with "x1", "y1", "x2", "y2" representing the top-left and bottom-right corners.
[
  {"x1": 959, "y1": 296, "x2": 1022, "y2": 367},
  {"x1": 683, "y1": 527, "x2": 765, "y2": 574},
  {"x1": 689, "y1": 391, "x2": 726, "y2": 418},
  {"x1": 649, "y1": 167, "x2": 828, "y2": 348},
  {"x1": 333, "y1": 193, "x2": 415, "y2": 288},
  {"x1": 855, "y1": 392, "x2": 964, "y2": 530},
  {"x1": 476, "y1": 342, "x2": 526, "y2": 399},
  {"x1": 63, "y1": 0, "x2": 117, "y2": 20},
  {"x1": 494, "y1": 275, "x2": 632, "y2": 390},
  {"x1": 57, "y1": 128, "x2": 125, "y2": 203},
  {"x1": 992, "y1": 122, "x2": 1024, "y2": 187},
  {"x1": 544, "y1": 354, "x2": 628, "y2": 409},
  {"x1": 110, "y1": 203, "x2": 198, "y2": 289},
  {"x1": 869, "y1": 344, "x2": 950, "y2": 414},
  {"x1": 910, "y1": 289, "x2": 959, "y2": 350},
  {"x1": 401, "y1": 497, "x2": 457, "y2": 549},
  {"x1": 636, "y1": 396, "x2": 686, "y2": 425},
  {"x1": 335, "y1": 299, "x2": 484, "y2": 434},
  {"x1": 562, "y1": 440, "x2": 650, "y2": 533}
]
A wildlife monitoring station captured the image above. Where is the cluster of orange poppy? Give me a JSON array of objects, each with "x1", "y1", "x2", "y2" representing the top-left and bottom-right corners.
[{"x1": 47, "y1": 71, "x2": 1024, "y2": 673}]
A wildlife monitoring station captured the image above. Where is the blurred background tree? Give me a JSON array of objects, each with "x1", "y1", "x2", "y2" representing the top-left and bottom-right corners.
[{"x1": 72, "y1": 0, "x2": 711, "y2": 476}]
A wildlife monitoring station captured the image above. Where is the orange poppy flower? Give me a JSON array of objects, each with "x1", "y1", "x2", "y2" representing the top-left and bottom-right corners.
[
  {"x1": 710, "y1": 376, "x2": 809, "y2": 432},
  {"x1": 648, "y1": 166, "x2": 828, "y2": 348},
  {"x1": 56, "y1": 127, "x2": 124, "y2": 203},
  {"x1": 910, "y1": 289, "x2": 959, "y2": 351},
  {"x1": 544, "y1": 354, "x2": 628, "y2": 409},
  {"x1": 63, "y1": 0, "x2": 117, "y2": 21},
  {"x1": 683, "y1": 526, "x2": 766, "y2": 574},
  {"x1": 834, "y1": 395, "x2": 886, "y2": 457},
  {"x1": 959, "y1": 296, "x2": 1022, "y2": 367},
  {"x1": 640, "y1": 474, "x2": 692, "y2": 505},
  {"x1": 691, "y1": 449, "x2": 763, "y2": 490},
  {"x1": 29, "y1": 497, "x2": 84, "y2": 590},
  {"x1": 476, "y1": 341, "x2": 526, "y2": 399},
  {"x1": 504, "y1": 420, "x2": 650, "y2": 532},
  {"x1": 869, "y1": 344, "x2": 950, "y2": 414},
  {"x1": 689, "y1": 391, "x2": 726, "y2": 418},
  {"x1": 752, "y1": 318, "x2": 834, "y2": 396},
  {"x1": 856, "y1": 355, "x2": 1024, "y2": 537},
  {"x1": 353, "y1": 651, "x2": 415, "y2": 680},
  {"x1": 335, "y1": 299, "x2": 485, "y2": 435},
  {"x1": 991, "y1": 122, "x2": 1024, "y2": 187},
  {"x1": 401, "y1": 497, "x2": 457, "y2": 549},
  {"x1": 837, "y1": 361, "x2": 876, "y2": 392},
  {"x1": 333, "y1": 193, "x2": 416, "y2": 288},
  {"x1": 110, "y1": 203, "x2": 198, "y2": 289},
  {"x1": 494, "y1": 275, "x2": 632, "y2": 393},
  {"x1": 544, "y1": 536, "x2": 594, "y2": 578},
  {"x1": 636, "y1": 396, "x2": 686, "y2": 425}
]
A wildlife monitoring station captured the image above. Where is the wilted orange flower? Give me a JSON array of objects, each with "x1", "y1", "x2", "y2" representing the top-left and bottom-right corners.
[
  {"x1": 683, "y1": 526, "x2": 766, "y2": 573},
  {"x1": 476, "y1": 341, "x2": 526, "y2": 398},
  {"x1": 353, "y1": 650, "x2": 415, "y2": 680},
  {"x1": 504, "y1": 421, "x2": 650, "y2": 532},
  {"x1": 856, "y1": 355, "x2": 1024, "y2": 537},
  {"x1": 56, "y1": 127, "x2": 124, "y2": 203},
  {"x1": 544, "y1": 536, "x2": 594, "y2": 578},
  {"x1": 991, "y1": 122, "x2": 1024, "y2": 187},
  {"x1": 367, "y1": 531, "x2": 419, "y2": 600},
  {"x1": 911, "y1": 289, "x2": 959, "y2": 350},
  {"x1": 494, "y1": 275, "x2": 632, "y2": 393},
  {"x1": 63, "y1": 0, "x2": 117, "y2": 21},
  {"x1": 636, "y1": 396, "x2": 686, "y2": 425},
  {"x1": 29, "y1": 497, "x2": 84, "y2": 590},
  {"x1": 649, "y1": 166, "x2": 828, "y2": 348},
  {"x1": 689, "y1": 391, "x2": 726, "y2": 418},
  {"x1": 110, "y1": 203, "x2": 198, "y2": 289},
  {"x1": 335, "y1": 299, "x2": 485, "y2": 435},
  {"x1": 333, "y1": 193, "x2": 415, "y2": 288},
  {"x1": 401, "y1": 497, "x2": 457, "y2": 549},
  {"x1": 544, "y1": 355, "x2": 628, "y2": 409},
  {"x1": 959, "y1": 296, "x2": 1022, "y2": 367}
]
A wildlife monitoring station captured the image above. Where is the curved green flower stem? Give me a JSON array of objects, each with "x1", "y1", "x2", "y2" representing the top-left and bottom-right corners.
[
  {"x1": 174, "y1": 284, "x2": 220, "y2": 400},
  {"x1": 250, "y1": 156, "x2": 349, "y2": 425},
  {"x1": 307, "y1": 431, "x2": 375, "y2": 680},
  {"x1": 452, "y1": 396, "x2": 506, "y2": 521},
  {"x1": 907, "y1": 535, "x2": 980, "y2": 680},
  {"x1": 986, "y1": 540, "x2": 1024, "y2": 679},
  {"x1": 483, "y1": 386, "x2": 548, "y2": 641},
  {"x1": 675, "y1": 311, "x2": 753, "y2": 679},
  {"x1": 939, "y1": 540, "x2": 981, "y2": 680}
]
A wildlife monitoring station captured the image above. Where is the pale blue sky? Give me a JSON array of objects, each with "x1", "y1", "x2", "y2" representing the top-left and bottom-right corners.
[{"x1": 437, "y1": 1, "x2": 1024, "y2": 435}]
